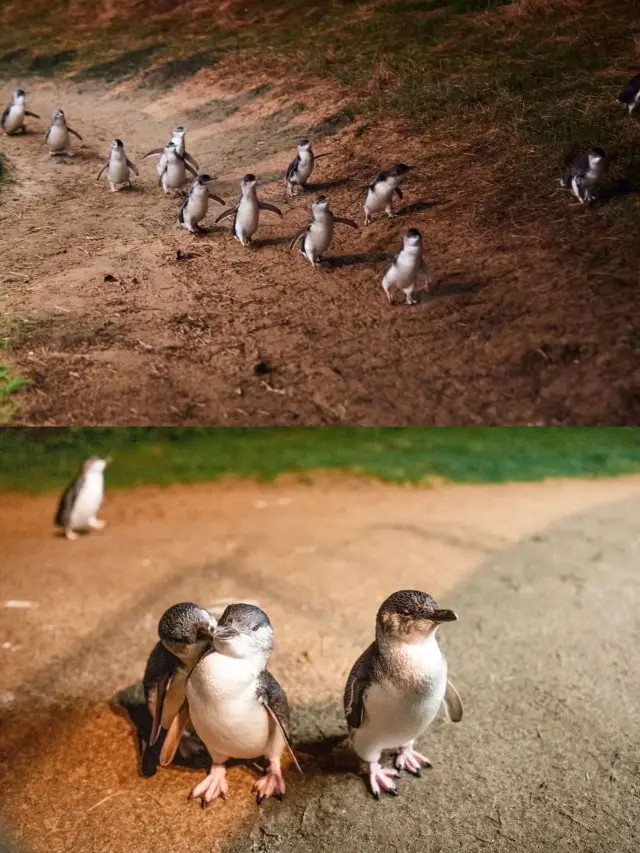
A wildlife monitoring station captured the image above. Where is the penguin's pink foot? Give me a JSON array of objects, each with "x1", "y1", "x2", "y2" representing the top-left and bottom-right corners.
[
  {"x1": 88, "y1": 517, "x2": 106, "y2": 530},
  {"x1": 368, "y1": 762, "x2": 399, "y2": 798},
  {"x1": 395, "y1": 744, "x2": 431, "y2": 776},
  {"x1": 253, "y1": 760, "x2": 285, "y2": 805},
  {"x1": 64, "y1": 529, "x2": 79, "y2": 540},
  {"x1": 191, "y1": 765, "x2": 228, "y2": 807}
]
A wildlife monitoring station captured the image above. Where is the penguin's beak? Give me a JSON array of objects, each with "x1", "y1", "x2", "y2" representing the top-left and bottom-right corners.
[
  {"x1": 432, "y1": 609, "x2": 458, "y2": 623},
  {"x1": 214, "y1": 625, "x2": 239, "y2": 641}
]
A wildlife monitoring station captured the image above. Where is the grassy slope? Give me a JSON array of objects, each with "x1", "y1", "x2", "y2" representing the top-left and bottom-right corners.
[{"x1": 0, "y1": 427, "x2": 639, "y2": 491}]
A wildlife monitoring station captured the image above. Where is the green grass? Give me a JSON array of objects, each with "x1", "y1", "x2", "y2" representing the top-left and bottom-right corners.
[
  {"x1": 0, "y1": 428, "x2": 639, "y2": 492},
  {"x1": 0, "y1": 365, "x2": 30, "y2": 424}
]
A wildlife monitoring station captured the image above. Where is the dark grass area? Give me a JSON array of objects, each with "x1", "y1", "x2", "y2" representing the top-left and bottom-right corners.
[{"x1": 0, "y1": 428, "x2": 639, "y2": 491}]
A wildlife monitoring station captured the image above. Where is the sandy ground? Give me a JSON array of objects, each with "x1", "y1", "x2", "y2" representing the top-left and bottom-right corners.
[
  {"x1": 1, "y1": 475, "x2": 640, "y2": 853},
  {"x1": 1, "y1": 65, "x2": 639, "y2": 426}
]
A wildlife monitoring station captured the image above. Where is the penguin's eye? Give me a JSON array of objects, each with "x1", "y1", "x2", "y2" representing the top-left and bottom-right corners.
[{"x1": 252, "y1": 624, "x2": 259, "y2": 632}]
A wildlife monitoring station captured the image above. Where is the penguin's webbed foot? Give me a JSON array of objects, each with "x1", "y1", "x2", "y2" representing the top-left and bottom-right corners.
[
  {"x1": 191, "y1": 765, "x2": 229, "y2": 807},
  {"x1": 64, "y1": 529, "x2": 80, "y2": 540},
  {"x1": 368, "y1": 762, "x2": 399, "y2": 799},
  {"x1": 394, "y1": 744, "x2": 431, "y2": 776},
  {"x1": 88, "y1": 517, "x2": 106, "y2": 530},
  {"x1": 253, "y1": 759, "x2": 285, "y2": 805}
]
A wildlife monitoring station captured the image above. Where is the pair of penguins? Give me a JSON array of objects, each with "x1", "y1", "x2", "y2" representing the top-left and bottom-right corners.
[
  {"x1": 141, "y1": 592, "x2": 463, "y2": 805},
  {"x1": 52, "y1": 460, "x2": 463, "y2": 802}
]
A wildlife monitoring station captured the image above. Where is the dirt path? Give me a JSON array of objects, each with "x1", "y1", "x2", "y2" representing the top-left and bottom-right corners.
[
  {"x1": 1, "y1": 475, "x2": 640, "y2": 852},
  {"x1": 1, "y1": 66, "x2": 638, "y2": 425}
]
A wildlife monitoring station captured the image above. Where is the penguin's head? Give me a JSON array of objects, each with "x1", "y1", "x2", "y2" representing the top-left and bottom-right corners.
[
  {"x1": 158, "y1": 602, "x2": 216, "y2": 662},
  {"x1": 376, "y1": 590, "x2": 458, "y2": 643},
  {"x1": 213, "y1": 603, "x2": 274, "y2": 660},
  {"x1": 298, "y1": 138, "x2": 311, "y2": 152},
  {"x1": 390, "y1": 163, "x2": 412, "y2": 178},
  {"x1": 312, "y1": 194, "x2": 331, "y2": 214},
  {"x1": 82, "y1": 456, "x2": 109, "y2": 474},
  {"x1": 588, "y1": 147, "x2": 605, "y2": 169},
  {"x1": 242, "y1": 173, "x2": 258, "y2": 190},
  {"x1": 53, "y1": 109, "x2": 65, "y2": 122},
  {"x1": 404, "y1": 228, "x2": 422, "y2": 248},
  {"x1": 13, "y1": 89, "x2": 26, "y2": 102},
  {"x1": 112, "y1": 139, "x2": 124, "y2": 150},
  {"x1": 172, "y1": 126, "x2": 186, "y2": 137},
  {"x1": 197, "y1": 174, "x2": 215, "y2": 186}
]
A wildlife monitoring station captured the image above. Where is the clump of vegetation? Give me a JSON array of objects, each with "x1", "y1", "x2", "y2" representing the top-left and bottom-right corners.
[{"x1": 0, "y1": 363, "x2": 29, "y2": 425}]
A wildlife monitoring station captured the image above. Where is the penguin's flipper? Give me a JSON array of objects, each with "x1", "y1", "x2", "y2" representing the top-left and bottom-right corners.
[
  {"x1": 314, "y1": 153, "x2": 331, "y2": 159},
  {"x1": 150, "y1": 671, "x2": 172, "y2": 746},
  {"x1": 68, "y1": 126, "x2": 83, "y2": 141},
  {"x1": 126, "y1": 159, "x2": 140, "y2": 177},
  {"x1": 44, "y1": 127, "x2": 51, "y2": 144},
  {"x1": 184, "y1": 152, "x2": 199, "y2": 171},
  {"x1": 443, "y1": 679, "x2": 463, "y2": 722},
  {"x1": 159, "y1": 700, "x2": 190, "y2": 767},
  {"x1": 285, "y1": 155, "x2": 300, "y2": 182},
  {"x1": 394, "y1": 187, "x2": 403, "y2": 200},
  {"x1": 334, "y1": 216, "x2": 358, "y2": 229},
  {"x1": 215, "y1": 206, "x2": 238, "y2": 224},
  {"x1": 96, "y1": 162, "x2": 109, "y2": 181},
  {"x1": 54, "y1": 473, "x2": 83, "y2": 528},
  {"x1": 1, "y1": 106, "x2": 9, "y2": 130},
  {"x1": 288, "y1": 227, "x2": 307, "y2": 252},
  {"x1": 158, "y1": 163, "x2": 168, "y2": 188},
  {"x1": 184, "y1": 160, "x2": 199, "y2": 179},
  {"x1": 208, "y1": 193, "x2": 226, "y2": 205},
  {"x1": 344, "y1": 642, "x2": 377, "y2": 729},
  {"x1": 25, "y1": 110, "x2": 40, "y2": 119},
  {"x1": 258, "y1": 201, "x2": 283, "y2": 217},
  {"x1": 257, "y1": 671, "x2": 302, "y2": 773},
  {"x1": 143, "y1": 148, "x2": 164, "y2": 159}
]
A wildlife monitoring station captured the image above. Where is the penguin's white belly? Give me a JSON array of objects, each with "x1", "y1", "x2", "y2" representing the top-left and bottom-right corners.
[
  {"x1": 295, "y1": 156, "x2": 313, "y2": 184},
  {"x1": 108, "y1": 157, "x2": 130, "y2": 184},
  {"x1": 4, "y1": 105, "x2": 25, "y2": 133},
  {"x1": 235, "y1": 200, "x2": 259, "y2": 238},
  {"x1": 305, "y1": 220, "x2": 333, "y2": 257},
  {"x1": 187, "y1": 654, "x2": 270, "y2": 760},
  {"x1": 69, "y1": 476, "x2": 103, "y2": 529},
  {"x1": 47, "y1": 124, "x2": 69, "y2": 151},
  {"x1": 157, "y1": 153, "x2": 167, "y2": 176},
  {"x1": 365, "y1": 185, "x2": 392, "y2": 213},
  {"x1": 185, "y1": 193, "x2": 208, "y2": 225},
  {"x1": 384, "y1": 253, "x2": 421, "y2": 288},
  {"x1": 164, "y1": 162, "x2": 186, "y2": 189}
]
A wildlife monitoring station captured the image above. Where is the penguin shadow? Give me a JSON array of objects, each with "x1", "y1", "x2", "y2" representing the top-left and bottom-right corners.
[
  {"x1": 416, "y1": 280, "x2": 485, "y2": 304},
  {"x1": 253, "y1": 235, "x2": 293, "y2": 248},
  {"x1": 322, "y1": 251, "x2": 393, "y2": 269},
  {"x1": 599, "y1": 164, "x2": 640, "y2": 203},
  {"x1": 394, "y1": 200, "x2": 440, "y2": 216},
  {"x1": 295, "y1": 734, "x2": 357, "y2": 776}
]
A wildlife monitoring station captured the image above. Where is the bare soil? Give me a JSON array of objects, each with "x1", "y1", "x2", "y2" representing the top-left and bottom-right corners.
[
  {"x1": 1, "y1": 64, "x2": 639, "y2": 425},
  {"x1": 1, "y1": 475, "x2": 640, "y2": 852}
]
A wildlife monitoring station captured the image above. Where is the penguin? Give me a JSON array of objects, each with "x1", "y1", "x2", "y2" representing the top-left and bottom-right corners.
[
  {"x1": 179, "y1": 174, "x2": 226, "y2": 233},
  {"x1": 284, "y1": 139, "x2": 328, "y2": 196},
  {"x1": 44, "y1": 109, "x2": 82, "y2": 156},
  {"x1": 381, "y1": 228, "x2": 433, "y2": 305},
  {"x1": 1, "y1": 89, "x2": 40, "y2": 136},
  {"x1": 143, "y1": 126, "x2": 199, "y2": 176},
  {"x1": 141, "y1": 602, "x2": 217, "y2": 776},
  {"x1": 96, "y1": 139, "x2": 139, "y2": 192},
  {"x1": 288, "y1": 195, "x2": 358, "y2": 266},
  {"x1": 617, "y1": 74, "x2": 640, "y2": 115},
  {"x1": 215, "y1": 174, "x2": 283, "y2": 246},
  {"x1": 156, "y1": 603, "x2": 301, "y2": 806},
  {"x1": 344, "y1": 589, "x2": 463, "y2": 799},
  {"x1": 54, "y1": 457, "x2": 109, "y2": 540},
  {"x1": 151, "y1": 141, "x2": 198, "y2": 195},
  {"x1": 364, "y1": 164, "x2": 412, "y2": 225},
  {"x1": 560, "y1": 147, "x2": 606, "y2": 204}
]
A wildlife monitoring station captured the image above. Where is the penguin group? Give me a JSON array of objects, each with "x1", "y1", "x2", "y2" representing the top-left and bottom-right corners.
[
  {"x1": 54, "y1": 457, "x2": 464, "y2": 802},
  {"x1": 3, "y1": 71, "x2": 638, "y2": 305}
]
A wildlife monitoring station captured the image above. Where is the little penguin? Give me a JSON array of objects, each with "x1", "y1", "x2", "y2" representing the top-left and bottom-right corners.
[
  {"x1": 364, "y1": 164, "x2": 412, "y2": 225},
  {"x1": 96, "y1": 139, "x2": 139, "y2": 192},
  {"x1": 215, "y1": 174, "x2": 283, "y2": 246},
  {"x1": 617, "y1": 74, "x2": 640, "y2": 115},
  {"x1": 44, "y1": 109, "x2": 83, "y2": 156},
  {"x1": 179, "y1": 174, "x2": 226, "y2": 233},
  {"x1": 344, "y1": 589, "x2": 463, "y2": 799},
  {"x1": 288, "y1": 195, "x2": 358, "y2": 266},
  {"x1": 156, "y1": 603, "x2": 301, "y2": 806},
  {"x1": 153, "y1": 141, "x2": 198, "y2": 195},
  {"x1": 382, "y1": 228, "x2": 433, "y2": 305},
  {"x1": 144, "y1": 125, "x2": 199, "y2": 176},
  {"x1": 284, "y1": 139, "x2": 328, "y2": 196},
  {"x1": 560, "y1": 147, "x2": 606, "y2": 204},
  {"x1": 142, "y1": 602, "x2": 217, "y2": 776},
  {"x1": 1, "y1": 89, "x2": 40, "y2": 135},
  {"x1": 54, "y1": 456, "x2": 109, "y2": 540}
]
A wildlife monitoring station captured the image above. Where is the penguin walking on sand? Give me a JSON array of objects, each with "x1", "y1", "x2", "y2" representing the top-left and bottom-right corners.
[
  {"x1": 617, "y1": 74, "x2": 640, "y2": 115},
  {"x1": 344, "y1": 590, "x2": 463, "y2": 799},
  {"x1": 215, "y1": 174, "x2": 283, "y2": 246},
  {"x1": 142, "y1": 602, "x2": 217, "y2": 776},
  {"x1": 156, "y1": 603, "x2": 301, "y2": 806},
  {"x1": 44, "y1": 109, "x2": 83, "y2": 156},
  {"x1": 288, "y1": 195, "x2": 358, "y2": 266},
  {"x1": 560, "y1": 147, "x2": 606, "y2": 205},
  {"x1": 144, "y1": 125, "x2": 199, "y2": 176},
  {"x1": 382, "y1": 228, "x2": 433, "y2": 305},
  {"x1": 96, "y1": 139, "x2": 139, "y2": 191},
  {"x1": 284, "y1": 139, "x2": 328, "y2": 196},
  {"x1": 54, "y1": 457, "x2": 109, "y2": 540},
  {"x1": 364, "y1": 164, "x2": 412, "y2": 225},
  {"x1": 152, "y1": 141, "x2": 198, "y2": 195},
  {"x1": 179, "y1": 174, "x2": 226, "y2": 233},
  {"x1": 1, "y1": 89, "x2": 40, "y2": 135}
]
